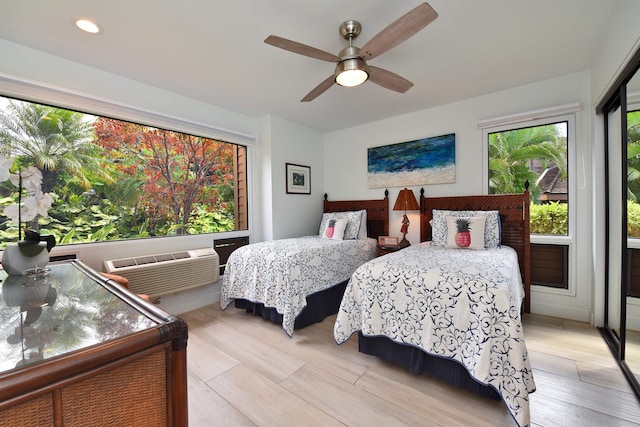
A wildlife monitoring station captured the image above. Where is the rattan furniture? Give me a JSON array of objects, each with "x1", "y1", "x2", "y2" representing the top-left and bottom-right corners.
[{"x1": 0, "y1": 260, "x2": 188, "y2": 426}]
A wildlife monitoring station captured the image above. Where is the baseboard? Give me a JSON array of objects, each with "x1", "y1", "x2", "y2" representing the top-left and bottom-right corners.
[{"x1": 530, "y1": 301, "x2": 592, "y2": 323}]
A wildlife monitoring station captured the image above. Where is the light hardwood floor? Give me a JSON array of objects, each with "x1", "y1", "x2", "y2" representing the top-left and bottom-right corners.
[{"x1": 182, "y1": 305, "x2": 640, "y2": 427}]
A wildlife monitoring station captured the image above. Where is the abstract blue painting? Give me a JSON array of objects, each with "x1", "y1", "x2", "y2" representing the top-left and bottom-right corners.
[{"x1": 367, "y1": 133, "x2": 456, "y2": 188}]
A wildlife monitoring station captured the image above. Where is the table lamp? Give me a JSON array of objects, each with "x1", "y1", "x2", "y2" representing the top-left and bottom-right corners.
[{"x1": 393, "y1": 188, "x2": 420, "y2": 248}]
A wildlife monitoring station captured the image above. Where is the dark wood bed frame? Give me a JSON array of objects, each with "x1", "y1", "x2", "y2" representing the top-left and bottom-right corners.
[
  {"x1": 234, "y1": 191, "x2": 390, "y2": 330},
  {"x1": 419, "y1": 188, "x2": 531, "y2": 313},
  {"x1": 323, "y1": 190, "x2": 390, "y2": 241}
]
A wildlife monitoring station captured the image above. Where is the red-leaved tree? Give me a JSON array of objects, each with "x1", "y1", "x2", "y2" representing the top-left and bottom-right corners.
[{"x1": 93, "y1": 118, "x2": 234, "y2": 234}]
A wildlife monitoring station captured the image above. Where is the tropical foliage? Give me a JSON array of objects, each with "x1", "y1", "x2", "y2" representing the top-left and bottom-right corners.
[
  {"x1": 489, "y1": 123, "x2": 568, "y2": 235},
  {"x1": 489, "y1": 124, "x2": 567, "y2": 202},
  {"x1": 627, "y1": 110, "x2": 640, "y2": 238},
  {"x1": 530, "y1": 202, "x2": 568, "y2": 235},
  {"x1": 628, "y1": 200, "x2": 640, "y2": 237},
  {"x1": 0, "y1": 98, "x2": 239, "y2": 249},
  {"x1": 0, "y1": 101, "x2": 112, "y2": 193},
  {"x1": 93, "y1": 118, "x2": 236, "y2": 236}
]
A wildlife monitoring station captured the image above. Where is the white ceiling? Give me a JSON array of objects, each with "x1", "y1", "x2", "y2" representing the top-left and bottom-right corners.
[{"x1": 0, "y1": 0, "x2": 615, "y2": 132}]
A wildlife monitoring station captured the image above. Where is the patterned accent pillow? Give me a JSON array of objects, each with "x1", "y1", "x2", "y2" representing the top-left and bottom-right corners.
[
  {"x1": 321, "y1": 218, "x2": 348, "y2": 240},
  {"x1": 318, "y1": 210, "x2": 363, "y2": 240},
  {"x1": 432, "y1": 209, "x2": 501, "y2": 248},
  {"x1": 444, "y1": 216, "x2": 486, "y2": 249}
]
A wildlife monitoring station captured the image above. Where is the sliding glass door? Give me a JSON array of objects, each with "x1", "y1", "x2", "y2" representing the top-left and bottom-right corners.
[{"x1": 599, "y1": 46, "x2": 640, "y2": 398}]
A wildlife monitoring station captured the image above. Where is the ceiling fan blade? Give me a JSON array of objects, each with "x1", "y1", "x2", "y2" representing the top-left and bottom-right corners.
[
  {"x1": 301, "y1": 75, "x2": 336, "y2": 102},
  {"x1": 360, "y1": 2, "x2": 438, "y2": 60},
  {"x1": 264, "y1": 35, "x2": 341, "y2": 63},
  {"x1": 367, "y1": 66, "x2": 414, "y2": 93}
]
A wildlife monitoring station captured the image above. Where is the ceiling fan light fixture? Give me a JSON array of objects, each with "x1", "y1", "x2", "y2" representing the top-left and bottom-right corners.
[
  {"x1": 335, "y1": 58, "x2": 368, "y2": 87},
  {"x1": 265, "y1": 2, "x2": 438, "y2": 101}
]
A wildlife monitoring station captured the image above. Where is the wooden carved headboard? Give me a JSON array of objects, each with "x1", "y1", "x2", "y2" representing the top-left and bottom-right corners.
[
  {"x1": 419, "y1": 188, "x2": 531, "y2": 313},
  {"x1": 323, "y1": 190, "x2": 389, "y2": 241}
]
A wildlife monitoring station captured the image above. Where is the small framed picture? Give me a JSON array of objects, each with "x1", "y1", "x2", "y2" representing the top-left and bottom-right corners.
[
  {"x1": 286, "y1": 163, "x2": 311, "y2": 194},
  {"x1": 378, "y1": 236, "x2": 399, "y2": 248}
]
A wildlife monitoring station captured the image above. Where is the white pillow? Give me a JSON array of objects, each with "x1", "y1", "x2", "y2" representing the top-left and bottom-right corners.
[
  {"x1": 318, "y1": 210, "x2": 363, "y2": 240},
  {"x1": 432, "y1": 209, "x2": 501, "y2": 248},
  {"x1": 321, "y1": 218, "x2": 348, "y2": 240},
  {"x1": 445, "y1": 216, "x2": 486, "y2": 249}
]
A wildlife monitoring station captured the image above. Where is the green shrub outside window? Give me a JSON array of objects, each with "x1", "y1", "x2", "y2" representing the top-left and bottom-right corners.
[{"x1": 489, "y1": 122, "x2": 568, "y2": 236}]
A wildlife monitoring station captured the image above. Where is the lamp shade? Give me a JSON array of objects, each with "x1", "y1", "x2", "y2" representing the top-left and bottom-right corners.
[{"x1": 393, "y1": 188, "x2": 419, "y2": 211}]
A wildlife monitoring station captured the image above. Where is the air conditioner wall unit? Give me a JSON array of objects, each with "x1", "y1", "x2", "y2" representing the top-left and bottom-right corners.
[{"x1": 103, "y1": 248, "x2": 219, "y2": 298}]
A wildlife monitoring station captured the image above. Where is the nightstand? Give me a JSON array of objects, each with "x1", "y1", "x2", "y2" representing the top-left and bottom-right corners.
[{"x1": 377, "y1": 245, "x2": 404, "y2": 256}]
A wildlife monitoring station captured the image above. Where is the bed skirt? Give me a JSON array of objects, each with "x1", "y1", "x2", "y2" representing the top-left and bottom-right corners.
[
  {"x1": 358, "y1": 333, "x2": 501, "y2": 400},
  {"x1": 233, "y1": 281, "x2": 348, "y2": 330}
]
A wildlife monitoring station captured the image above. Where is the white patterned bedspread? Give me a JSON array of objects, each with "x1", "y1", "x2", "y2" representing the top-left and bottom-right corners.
[
  {"x1": 334, "y1": 242, "x2": 536, "y2": 427},
  {"x1": 221, "y1": 236, "x2": 377, "y2": 336}
]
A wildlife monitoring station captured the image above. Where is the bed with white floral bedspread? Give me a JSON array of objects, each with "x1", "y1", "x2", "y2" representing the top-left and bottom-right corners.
[
  {"x1": 221, "y1": 236, "x2": 377, "y2": 336},
  {"x1": 334, "y1": 242, "x2": 536, "y2": 427}
]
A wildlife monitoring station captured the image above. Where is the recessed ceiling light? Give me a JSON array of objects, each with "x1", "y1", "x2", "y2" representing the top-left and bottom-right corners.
[{"x1": 75, "y1": 19, "x2": 101, "y2": 34}]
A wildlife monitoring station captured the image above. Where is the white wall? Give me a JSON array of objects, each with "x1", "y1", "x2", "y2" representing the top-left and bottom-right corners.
[
  {"x1": 0, "y1": 40, "x2": 256, "y2": 139},
  {"x1": 256, "y1": 116, "x2": 274, "y2": 242},
  {"x1": 266, "y1": 116, "x2": 325, "y2": 239},
  {"x1": 324, "y1": 71, "x2": 594, "y2": 322}
]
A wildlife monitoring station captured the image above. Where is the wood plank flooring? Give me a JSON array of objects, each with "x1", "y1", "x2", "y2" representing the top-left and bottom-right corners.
[{"x1": 181, "y1": 305, "x2": 640, "y2": 426}]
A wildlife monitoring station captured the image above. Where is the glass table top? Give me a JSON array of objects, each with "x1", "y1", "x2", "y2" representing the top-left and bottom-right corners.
[{"x1": 0, "y1": 262, "x2": 158, "y2": 373}]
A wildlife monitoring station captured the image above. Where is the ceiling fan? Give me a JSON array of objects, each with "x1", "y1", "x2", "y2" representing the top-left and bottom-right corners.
[{"x1": 264, "y1": 2, "x2": 438, "y2": 102}]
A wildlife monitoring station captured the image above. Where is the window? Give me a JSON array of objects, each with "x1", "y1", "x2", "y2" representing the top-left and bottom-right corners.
[
  {"x1": 488, "y1": 121, "x2": 569, "y2": 236},
  {"x1": 0, "y1": 96, "x2": 248, "y2": 249},
  {"x1": 484, "y1": 113, "x2": 575, "y2": 291}
]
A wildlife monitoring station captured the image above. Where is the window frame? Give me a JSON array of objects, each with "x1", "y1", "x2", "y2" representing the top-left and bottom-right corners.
[
  {"x1": 482, "y1": 112, "x2": 577, "y2": 297},
  {"x1": 0, "y1": 75, "x2": 254, "y2": 261}
]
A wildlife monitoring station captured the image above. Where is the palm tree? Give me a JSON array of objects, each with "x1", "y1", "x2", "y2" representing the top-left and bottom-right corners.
[
  {"x1": 489, "y1": 124, "x2": 567, "y2": 202},
  {"x1": 0, "y1": 100, "x2": 113, "y2": 193}
]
